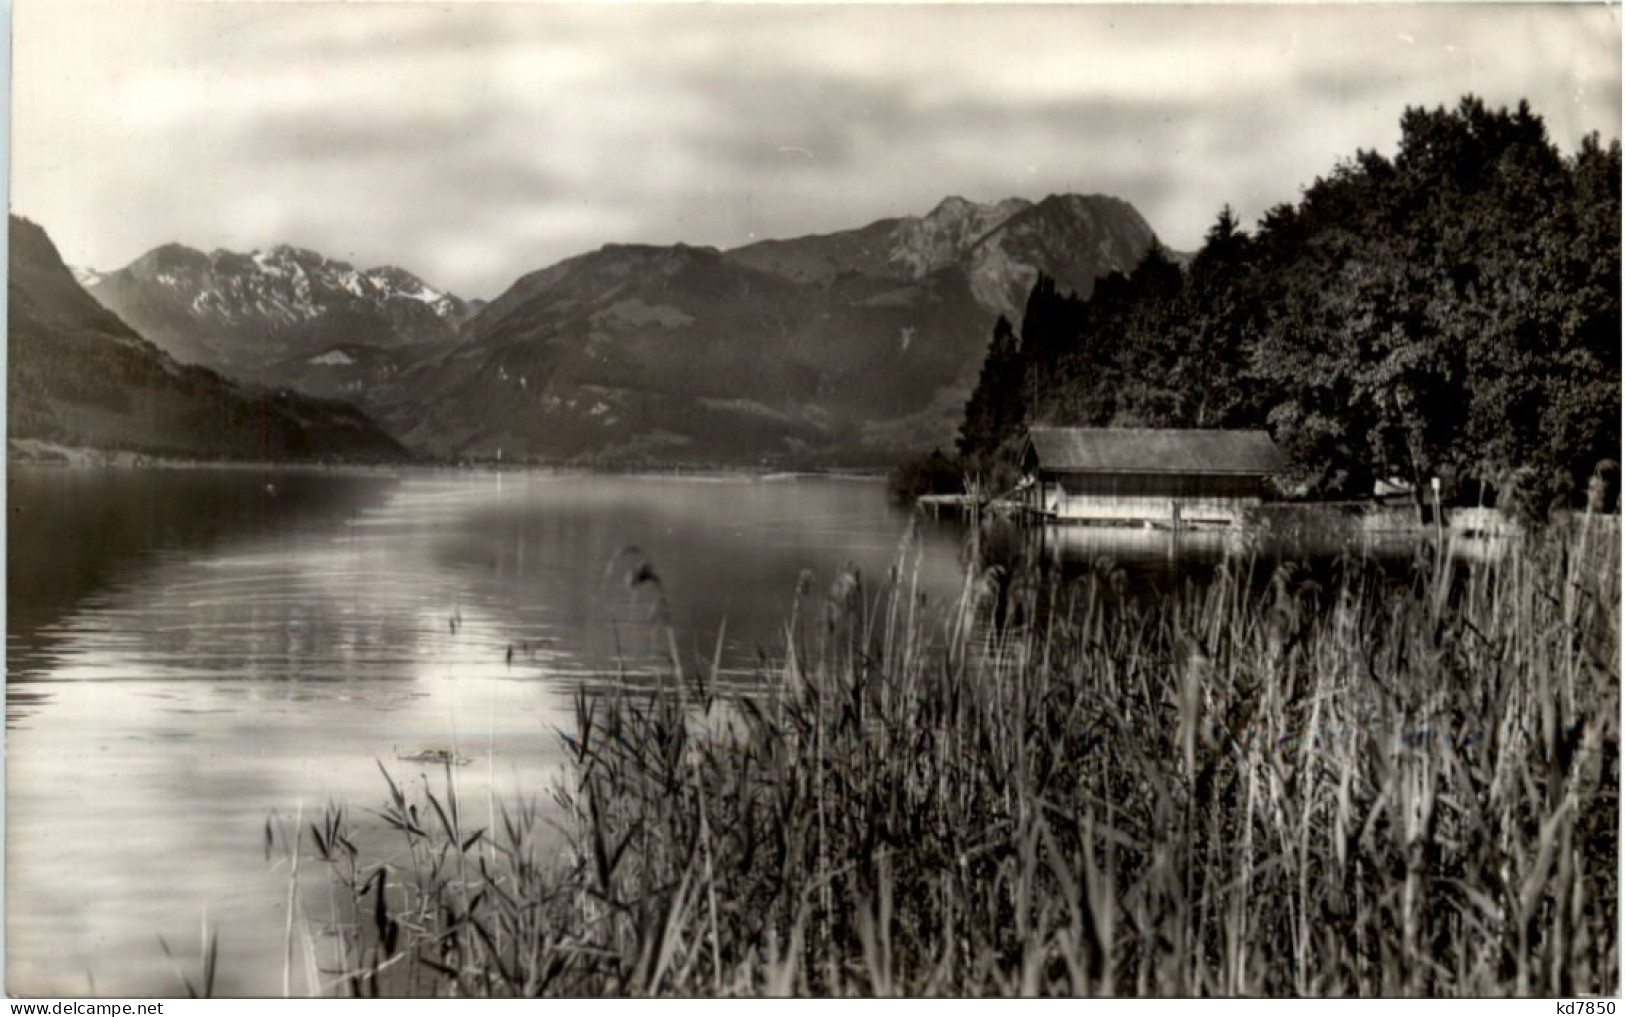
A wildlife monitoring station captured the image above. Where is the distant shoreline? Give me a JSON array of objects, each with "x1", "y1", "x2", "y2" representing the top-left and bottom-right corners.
[{"x1": 5, "y1": 439, "x2": 889, "y2": 481}]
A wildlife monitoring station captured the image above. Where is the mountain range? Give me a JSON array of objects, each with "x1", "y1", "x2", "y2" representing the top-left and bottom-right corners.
[
  {"x1": 8, "y1": 216, "x2": 407, "y2": 463},
  {"x1": 57, "y1": 192, "x2": 1163, "y2": 464},
  {"x1": 729, "y1": 193, "x2": 1157, "y2": 316},
  {"x1": 82, "y1": 243, "x2": 475, "y2": 405}
]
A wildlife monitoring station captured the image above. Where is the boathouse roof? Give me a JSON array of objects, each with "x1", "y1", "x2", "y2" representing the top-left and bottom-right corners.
[{"x1": 1022, "y1": 426, "x2": 1283, "y2": 476}]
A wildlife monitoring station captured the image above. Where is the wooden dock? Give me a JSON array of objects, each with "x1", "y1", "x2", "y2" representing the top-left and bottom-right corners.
[{"x1": 917, "y1": 494, "x2": 1048, "y2": 521}]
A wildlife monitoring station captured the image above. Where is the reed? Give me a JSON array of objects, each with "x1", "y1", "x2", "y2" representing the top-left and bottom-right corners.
[{"x1": 282, "y1": 516, "x2": 1620, "y2": 996}]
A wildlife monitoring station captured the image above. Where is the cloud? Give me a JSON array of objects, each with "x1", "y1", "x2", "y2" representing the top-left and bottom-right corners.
[{"x1": 13, "y1": 2, "x2": 1620, "y2": 299}]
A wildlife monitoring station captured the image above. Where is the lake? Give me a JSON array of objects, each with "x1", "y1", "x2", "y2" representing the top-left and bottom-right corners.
[
  {"x1": 5, "y1": 466, "x2": 1409, "y2": 995},
  {"x1": 9, "y1": 467, "x2": 971, "y2": 995}
]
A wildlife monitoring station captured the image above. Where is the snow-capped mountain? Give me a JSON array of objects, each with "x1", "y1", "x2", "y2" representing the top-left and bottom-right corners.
[
  {"x1": 351, "y1": 263, "x2": 464, "y2": 319},
  {"x1": 80, "y1": 242, "x2": 473, "y2": 383},
  {"x1": 11, "y1": 217, "x2": 406, "y2": 462},
  {"x1": 66, "y1": 192, "x2": 1165, "y2": 464},
  {"x1": 70, "y1": 266, "x2": 106, "y2": 289}
]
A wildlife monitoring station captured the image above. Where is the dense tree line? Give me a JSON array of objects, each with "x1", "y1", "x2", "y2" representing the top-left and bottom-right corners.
[{"x1": 955, "y1": 96, "x2": 1620, "y2": 513}]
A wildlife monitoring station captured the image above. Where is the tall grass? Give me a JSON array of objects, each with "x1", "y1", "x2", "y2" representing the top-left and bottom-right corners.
[{"x1": 282, "y1": 516, "x2": 1619, "y2": 996}]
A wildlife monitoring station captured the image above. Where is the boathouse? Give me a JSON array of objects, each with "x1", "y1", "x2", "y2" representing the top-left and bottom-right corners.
[{"x1": 1020, "y1": 426, "x2": 1282, "y2": 527}]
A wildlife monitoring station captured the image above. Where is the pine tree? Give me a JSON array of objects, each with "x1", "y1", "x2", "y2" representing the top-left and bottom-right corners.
[{"x1": 957, "y1": 315, "x2": 1025, "y2": 474}]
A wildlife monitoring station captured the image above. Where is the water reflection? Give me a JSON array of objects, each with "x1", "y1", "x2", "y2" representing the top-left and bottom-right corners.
[
  {"x1": 8, "y1": 467, "x2": 1461, "y2": 995},
  {"x1": 6, "y1": 468, "x2": 966, "y2": 995},
  {"x1": 1033, "y1": 521, "x2": 1453, "y2": 597},
  {"x1": 8, "y1": 467, "x2": 400, "y2": 689}
]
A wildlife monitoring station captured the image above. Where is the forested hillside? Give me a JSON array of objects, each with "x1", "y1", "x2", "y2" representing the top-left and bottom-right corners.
[
  {"x1": 379, "y1": 194, "x2": 1159, "y2": 465},
  {"x1": 956, "y1": 97, "x2": 1620, "y2": 513}
]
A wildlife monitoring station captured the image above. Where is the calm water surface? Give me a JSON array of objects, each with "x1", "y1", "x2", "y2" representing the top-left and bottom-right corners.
[
  {"x1": 9, "y1": 468, "x2": 972, "y2": 995},
  {"x1": 6, "y1": 466, "x2": 1393, "y2": 995}
]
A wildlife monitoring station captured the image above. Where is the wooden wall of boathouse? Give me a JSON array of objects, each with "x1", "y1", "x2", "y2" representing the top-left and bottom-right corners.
[{"x1": 1030, "y1": 473, "x2": 1265, "y2": 526}]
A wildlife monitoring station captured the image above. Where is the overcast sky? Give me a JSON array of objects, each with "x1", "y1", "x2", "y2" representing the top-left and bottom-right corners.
[{"x1": 13, "y1": 1, "x2": 1620, "y2": 299}]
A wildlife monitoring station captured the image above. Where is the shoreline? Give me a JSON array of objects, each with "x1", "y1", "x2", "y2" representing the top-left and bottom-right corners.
[{"x1": 5, "y1": 439, "x2": 889, "y2": 481}]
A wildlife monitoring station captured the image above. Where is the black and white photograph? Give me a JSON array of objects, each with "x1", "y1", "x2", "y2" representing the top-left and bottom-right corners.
[{"x1": 6, "y1": 0, "x2": 1621, "y2": 1000}]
